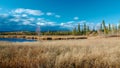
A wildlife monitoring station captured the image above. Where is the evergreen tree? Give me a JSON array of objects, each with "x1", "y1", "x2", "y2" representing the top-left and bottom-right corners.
[
  {"x1": 118, "y1": 23, "x2": 120, "y2": 31},
  {"x1": 72, "y1": 27, "x2": 77, "y2": 35},
  {"x1": 100, "y1": 23, "x2": 103, "y2": 31},
  {"x1": 86, "y1": 26, "x2": 90, "y2": 35},
  {"x1": 98, "y1": 23, "x2": 103, "y2": 35},
  {"x1": 92, "y1": 26, "x2": 95, "y2": 32},
  {"x1": 83, "y1": 23, "x2": 87, "y2": 35},
  {"x1": 108, "y1": 23, "x2": 112, "y2": 34},
  {"x1": 78, "y1": 23, "x2": 81, "y2": 34},
  {"x1": 115, "y1": 25, "x2": 118, "y2": 32},
  {"x1": 102, "y1": 20, "x2": 108, "y2": 34},
  {"x1": 108, "y1": 24, "x2": 111, "y2": 31},
  {"x1": 87, "y1": 26, "x2": 90, "y2": 32},
  {"x1": 112, "y1": 24, "x2": 115, "y2": 34}
]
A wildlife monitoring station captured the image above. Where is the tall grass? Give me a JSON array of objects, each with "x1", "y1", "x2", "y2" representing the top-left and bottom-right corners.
[{"x1": 0, "y1": 37, "x2": 120, "y2": 68}]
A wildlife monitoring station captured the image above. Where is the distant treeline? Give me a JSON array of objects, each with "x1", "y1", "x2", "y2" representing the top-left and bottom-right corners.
[{"x1": 0, "y1": 20, "x2": 120, "y2": 36}]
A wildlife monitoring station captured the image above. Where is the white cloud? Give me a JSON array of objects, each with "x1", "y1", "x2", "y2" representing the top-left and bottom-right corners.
[
  {"x1": 9, "y1": 15, "x2": 35, "y2": 26},
  {"x1": 74, "y1": 17, "x2": 79, "y2": 20},
  {"x1": 67, "y1": 21, "x2": 74, "y2": 24},
  {"x1": 60, "y1": 23, "x2": 64, "y2": 26},
  {"x1": 55, "y1": 15, "x2": 61, "y2": 18},
  {"x1": 46, "y1": 12, "x2": 53, "y2": 16},
  {"x1": 60, "y1": 20, "x2": 88, "y2": 29},
  {"x1": 14, "y1": 8, "x2": 23, "y2": 13},
  {"x1": 37, "y1": 18, "x2": 44, "y2": 21},
  {"x1": 47, "y1": 22, "x2": 56, "y2": 26},
  {"x1": 37, "y1": 19, "x2": 56, "y2": 26},
  {"x1": 1, "y1": 8, "x2": 92, "y2": 31},
  {"x1": 27, "y1": 18, "x2": 35, "y2": 21},
  {"x1": 9, "y1": 18, "x2": 20, "y2": 22},
  {"x1": 60, "y1": 21, "x2": 75, "y2": 28},
  {"x1": 77, "y1": 20, "x2": 86, "y2": 24},
  {"x1": 23, "y1": 20, "x2": 31, "y2": 25},
  {"x1": 22, "y1": 14, "x2": 27, "y2": 17},
  {"x1": 13, "y1": 8, "x2": 44, "y2": 16},
  {"x1": 13, "y1": 14, "x2": 27, "y2": 18},
  {"x1": 0, "y1": 14, "x2": 9, "y2": 18},
  {"x1": 37, "y1": 22, "x2": 45, "y2": 26},
  {"x1": 13, "y1": 14, "x2": 21, "y2": 18},
  {"x1": 37, "y1": 18, "x2": 47, "y2": 23},
  {"x1": 46, "y1": 12, "x2": 61, "y2": 18}
]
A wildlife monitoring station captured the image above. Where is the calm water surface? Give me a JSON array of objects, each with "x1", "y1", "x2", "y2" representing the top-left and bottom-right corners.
[{"x1": 0, "y1": 38, "x2": 36, "y2": 42}]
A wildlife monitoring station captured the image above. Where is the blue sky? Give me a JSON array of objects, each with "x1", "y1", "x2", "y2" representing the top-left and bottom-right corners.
[{"x1": 0, "y1": 0, "x2": 120, "y2": 31}]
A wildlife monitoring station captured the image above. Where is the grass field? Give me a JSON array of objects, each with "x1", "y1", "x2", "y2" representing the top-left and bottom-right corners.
[{"x1": 0, "y1": 37, "x2": 120, "y2": 68}]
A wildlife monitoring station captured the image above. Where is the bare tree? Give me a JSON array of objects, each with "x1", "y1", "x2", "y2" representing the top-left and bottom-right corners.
[{"x1": 36, "y1": 25, "x2": 41, "y2": 36}]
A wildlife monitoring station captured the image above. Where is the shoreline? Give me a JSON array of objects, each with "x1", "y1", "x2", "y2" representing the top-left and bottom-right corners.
[{"x1": 0, "y1": 35, "x2": 88, "y2": 40}]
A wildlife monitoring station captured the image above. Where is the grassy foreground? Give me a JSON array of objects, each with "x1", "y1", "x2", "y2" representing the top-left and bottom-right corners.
[{"x1": 0, "y1": 37, "x2": 120, "y2": 68}]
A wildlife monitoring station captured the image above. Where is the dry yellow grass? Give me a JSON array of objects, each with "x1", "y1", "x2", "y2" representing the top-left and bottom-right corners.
[
  {"x1": 0, "y1": 35, "x2": 88, "y2": 40},
  {"x1": 0, "y1": 37, "x2": 120, "y2": 68}
]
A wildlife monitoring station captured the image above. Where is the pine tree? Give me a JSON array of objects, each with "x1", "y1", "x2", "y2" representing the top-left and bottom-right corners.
[
  {"x1": 83, "y1": 23, "x2": 87, "y2": 35},
  {"x1": 118, "y1": 23, "x2": 120, "y2": 31},
  {"x1": 78, "y1": 23, "x2": 81, "y2": 35},
  {"x1": 100, "y1": 23, "x2": 103, "y2": 31},
  {"x1": 108, "y1": 23, "x2": 111, "y2": 34},
  {"x1": 115, "y1": 25, "x2": 118, "y2": 32},
  {"x1": 112, "y1": 24, "x2": 115, "y2": 34},
  {"x1": 87, "y1": 26, "x2": 90, "y2": 32},
  {"x1": 81, "y1": 29, "x2": 84, "y2": 35},
  {"x1": 86, "y1": 26, "x2": 90, "y2": 35},
  {"x1": 72, "y1": 27, "x2": 77, "y2": 35},
  {"x1": 108, "y1": 24, "x2": 111, "y2": 31},
  {"x1": 92, "y1": 26, "x2": 95, "y2": 32},
  {"x1": 98, "y1": 23, "x2": 103, "y2": 35},
  {"x1": 102, "y1": 20, "x2": 108, "y2": 34}
]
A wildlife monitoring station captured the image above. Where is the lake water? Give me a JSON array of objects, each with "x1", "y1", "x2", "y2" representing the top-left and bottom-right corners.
[{"x1": 0, "y1": 38, "x2": 36, "y2": 42}]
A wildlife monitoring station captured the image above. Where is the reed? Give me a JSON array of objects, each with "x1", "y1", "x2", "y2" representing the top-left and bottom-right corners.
[{"x1": 0, "y1": 37, "x2": 120, "y2": 68}]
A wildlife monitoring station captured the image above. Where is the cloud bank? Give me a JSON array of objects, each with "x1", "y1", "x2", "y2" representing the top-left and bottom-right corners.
[{"x1": 0, "y1": 8, "x2": 92, "y2": 31}]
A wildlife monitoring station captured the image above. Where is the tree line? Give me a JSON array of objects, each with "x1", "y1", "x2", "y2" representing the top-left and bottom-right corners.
[
  {"x1": 0, "y1": 20, "x2": 120, "y2": 36},
  {"x1": 72, "y1": 20, "x2": 120, "y2": 36}
]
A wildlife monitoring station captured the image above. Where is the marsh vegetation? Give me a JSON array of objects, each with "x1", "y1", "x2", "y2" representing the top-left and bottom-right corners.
[{"x1": 0, "y1": 37, "x2": 120, "y2": 68}]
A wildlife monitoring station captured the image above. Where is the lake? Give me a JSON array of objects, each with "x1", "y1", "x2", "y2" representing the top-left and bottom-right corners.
[{"x1": 0, "y1": 38, "x2": 36, "y2": 42}]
